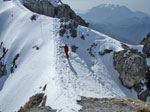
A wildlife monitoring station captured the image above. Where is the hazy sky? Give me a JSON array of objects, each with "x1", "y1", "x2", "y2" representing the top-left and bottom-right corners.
[{"x1": 63, "y1": 0, "x2": 150, "y2": 14}]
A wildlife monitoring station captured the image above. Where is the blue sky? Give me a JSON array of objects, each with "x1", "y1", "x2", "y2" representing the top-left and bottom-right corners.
[{"x1": 63, "y1": 0, "x2": 150, "y2": 14}]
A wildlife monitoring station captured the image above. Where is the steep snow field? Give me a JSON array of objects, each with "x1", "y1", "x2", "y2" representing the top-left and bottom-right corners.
[{"x1": 0, "y1": 0, "x2": 138, "y2": 112}]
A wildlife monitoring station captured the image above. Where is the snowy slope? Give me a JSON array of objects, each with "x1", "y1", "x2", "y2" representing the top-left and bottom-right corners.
[{"x1": 0, "y1": 0, "x2": 138, "y2": 112}]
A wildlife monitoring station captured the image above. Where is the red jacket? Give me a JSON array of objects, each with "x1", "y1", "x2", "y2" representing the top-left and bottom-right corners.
[
  {"x1": 64, "y1": 45, "x2": 68, "y2": 53},
  {"x1": 60, "y1": 45, "x2": 69, "y2": 53}
]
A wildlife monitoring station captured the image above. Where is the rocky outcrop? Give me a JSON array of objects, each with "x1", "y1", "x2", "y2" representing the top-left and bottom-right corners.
[
  {"x1": 99, "y1": 49, "x2": 113, "y2": 56},
  {"x1": 114, "y1": 49, "x2": 147, "y2": 88},
  {"x1": 23, "y1": 0, "x2": 88, "y2": 27},
  {"x1": 113, "y1": 49, "x2": 150, "y2": 101},
  {"x1": 28, "y1": 106, "x2": 56, "y2": 112},
  {"x1": 77, "y1": 96, "x2": 150, "y2": 112},
  {"x1": 59, "y1": 19, "x2": 78, "y2": 37},
  {"x1": 143, "y1": 42, "x2": 150, "y2": 57},
  {"x1": 87, "y1": 43, "x2": 97, "y2": 57},
  {"x1": 140, "y1": 33, "x2": 150, "y2": 57},
  {"x1": 24, "y1": 0, "x2": 55, "y2": 17},
  {"x1": 18, "y1": 93, "x2": 48, "y2": 112},
  {"x1": 20, "y1": 96, "x2": 150, "y2": 112},
  {"x1": 10, "y1": 53, "x2": 19, "y2": 73},
  {"x1": 18, "y1": 93, "x2": 56, "y2": 112},
  {"x1": 0, "y1": 62, "x2": 7, "y2": 78},
  {"x1": 140, "y1": 33, "x2": 150, "y2": 45},
  {"x1": 71, "y1": 45, "x2": 78, "y2": 52},
  {"x1": 0, "y1": 42, "x2": 8, "y2": 78}
]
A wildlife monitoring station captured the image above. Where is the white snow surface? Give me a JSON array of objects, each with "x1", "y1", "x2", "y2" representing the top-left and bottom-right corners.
[{"x1": 0, "y1": 0, "x2": 138, "y2": 112}]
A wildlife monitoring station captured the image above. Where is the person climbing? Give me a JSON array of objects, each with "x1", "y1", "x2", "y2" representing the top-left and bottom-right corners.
[{"x1": 60, "y1": 44, "x2": 69, "y2": 59}]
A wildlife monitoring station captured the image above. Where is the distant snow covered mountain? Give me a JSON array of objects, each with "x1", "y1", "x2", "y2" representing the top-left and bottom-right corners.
[
  {"x1": 0, "y1": 0, "x2": 149, "y2": 112},
  {"x1": 79, "y1": 4, "x2": 150, "y2": 44},
  {"x1": 79, "y1": 4, "x2": 149, "y2": 25}
]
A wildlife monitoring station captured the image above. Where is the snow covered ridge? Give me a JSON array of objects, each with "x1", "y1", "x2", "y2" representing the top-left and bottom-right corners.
[{"x1": 0, "y1": 0, "x2": 150, "y2": 112}]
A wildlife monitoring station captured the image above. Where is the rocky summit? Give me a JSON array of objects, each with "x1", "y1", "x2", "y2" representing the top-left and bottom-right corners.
[{"x1": 23, "y1": 0, "x2": 88, "y2": 27}]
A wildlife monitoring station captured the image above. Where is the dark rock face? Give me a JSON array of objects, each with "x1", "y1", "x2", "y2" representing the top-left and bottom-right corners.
[
  {"x1": 59, "y1": 28, "x2": 66, "y2": 36},
  {"x1": 138, "y1": 88, "x2": 149, "y2": 101},
  {"x1": 10, "y1": 53, "x2": 19, "y2": 73},
  {"x1": 143, "y1": 42, "x2": 150, "y2": 57},
  {"x1": 24, "y1": 0, "x2": 88, "y2": 27},
  {"x1": 114, "y1": 49, "x2": 147, "y2": 88},
  {"x1": 24, "y1": 0, "x2": 55, "y2": 17},
  {"x1": 87, "y1": 43, "x2": 97, "y2": 57},
  {"x1": 0, "y1": 42, "x2": 8, "y2": 78},
  {"x1": 0, "y1": 62, "x2": 7, "y2": 78}
]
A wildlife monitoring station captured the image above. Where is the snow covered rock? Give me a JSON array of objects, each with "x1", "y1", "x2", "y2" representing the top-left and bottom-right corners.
[
  {"x1": 114, "y1": 49, "x2": 147, "y2": 88},
  {"x1": 70, "y1": 28, "x2": 77, "y2": 38},
  {"x1": 59, "y1": 19, "x2": 78, "y2": 37},
  {"x1": 0, "y1": 62, "x2": 7, "y2": 78},
  {"x1": 0, "y1": 42, "x2": 8, "y2": 78},
  {"x1": 143, "y1": 42, "x2": 150, "y2": 58}
]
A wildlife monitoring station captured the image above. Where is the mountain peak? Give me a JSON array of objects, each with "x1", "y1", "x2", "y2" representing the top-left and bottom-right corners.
[
  {"x1": 91, "y1": 4, "x2": 132, "y2": 14},
  {"x1": 80, "y1": 3, "x2": 149, "y2": 25},
  {"x1": 98, "y1": 4, "x2": 122, "y2": 9}
]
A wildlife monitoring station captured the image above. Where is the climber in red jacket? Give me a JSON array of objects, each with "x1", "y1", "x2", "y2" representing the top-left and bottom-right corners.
[{"x1": 60, "y1": 44, "x2": 69, "y2": 58}]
